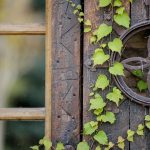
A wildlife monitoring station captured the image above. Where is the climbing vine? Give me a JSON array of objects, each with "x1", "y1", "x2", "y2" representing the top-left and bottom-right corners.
[{"x1": 30, "y1": 0, "x2": 150, "y2": 150}]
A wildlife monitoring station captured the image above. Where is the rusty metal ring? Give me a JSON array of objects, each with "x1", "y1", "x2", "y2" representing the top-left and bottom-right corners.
[{"x1": 111, "y1": 21, "x2": 150, "y2": 106}]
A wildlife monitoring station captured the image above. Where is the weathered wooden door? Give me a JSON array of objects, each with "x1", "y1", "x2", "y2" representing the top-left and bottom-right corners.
[{"x1": 51, "y1": 0, "x2": 150, "y2": 149}]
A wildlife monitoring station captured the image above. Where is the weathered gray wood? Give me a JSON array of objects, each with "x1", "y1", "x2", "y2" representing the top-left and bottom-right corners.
[
  {"x1": 52, "y1": 0, "x2": 81, "y2": 147},
  {"x1": 83, "y1": 1, "x2": 130, "y2": 149},
  {"x1": 130, "y1": 0, "x2": 150, "y2": 150}
]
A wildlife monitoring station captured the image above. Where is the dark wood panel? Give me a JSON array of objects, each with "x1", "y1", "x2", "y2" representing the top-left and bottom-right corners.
[
  {"x1": 83, "y1": 1, "x2": 130, "y2": 149},
  {"x1": 130, "y1": 1, "x2": 150, "y2": 150},
  {"x1": 51, "y1": 0, "x2": 81, "y2": 148}
]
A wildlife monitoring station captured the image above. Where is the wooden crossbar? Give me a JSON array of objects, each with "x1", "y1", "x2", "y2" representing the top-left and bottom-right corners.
[
  {"x1": 0, "y1": 108, "x2": 45, "y2": 120},
  {"x1": 0, "y1": 24, "x2": 45, "y2": 35}
]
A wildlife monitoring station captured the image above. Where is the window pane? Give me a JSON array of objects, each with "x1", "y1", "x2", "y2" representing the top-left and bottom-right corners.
[
  {"x1": 0, "y1": 121, "x2": 44, "y2": 150},
  {"x1": 0, "y1": 0, "x2": 45, "y2": 23},
  {"x1": 0, "y1": 35, "x2": 45, "y2": 107}
]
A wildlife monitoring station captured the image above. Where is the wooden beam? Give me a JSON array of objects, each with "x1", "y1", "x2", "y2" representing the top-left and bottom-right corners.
[
  {"x1": 0, "y1": 108, "x2": 45, "y2": 120},
  {"x1": 0, "y1": 24, "x2": 45, "y2": 35},
  {"x1": 45, "y1": 0, "x2": 52, "y2": 139}
]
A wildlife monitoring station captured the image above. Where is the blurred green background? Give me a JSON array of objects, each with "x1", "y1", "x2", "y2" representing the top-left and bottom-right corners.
[{"x1": 0, "y1": 0, "x2": 45, "y2": 149}]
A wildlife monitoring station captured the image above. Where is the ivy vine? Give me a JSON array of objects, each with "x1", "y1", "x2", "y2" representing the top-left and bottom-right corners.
[{"x1": 30, "y1": 0, "x2": 150, "y2": 150}]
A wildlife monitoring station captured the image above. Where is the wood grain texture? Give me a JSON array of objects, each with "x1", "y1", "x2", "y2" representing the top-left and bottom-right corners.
[
  {"x1": 45, "y1": 0, "x2": 52, "y2": 139},
  {"x1": 0, "y1": 108, "x2": 45, "y2": 120},
  {"x1": 83, "y1": 0, "x2": 130, "y2": 149},
  {"x1": 130, "y1": 1, "x2": 150, "y2": 149},
  {"x1": 0, "y1": 24, "x2": 45, "y2": 35},
  {"x1": 51, "y1": 0, "x2": 81, "y2": 147}
]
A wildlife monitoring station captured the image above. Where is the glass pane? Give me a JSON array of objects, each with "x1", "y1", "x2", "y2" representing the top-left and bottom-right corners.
[
  {"x1": 0, "y1": 0, "x2": 45, "y2": 23},
  {"x1": 0, "y1": 35, "x2": 45, "y2": 107},
  {"x1": 0, "y1": 121, "x2": 44, "y2": 150}
]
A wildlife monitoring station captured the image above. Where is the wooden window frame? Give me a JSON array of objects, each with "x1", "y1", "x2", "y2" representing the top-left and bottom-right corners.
[{"x1": 0, "y1": 0, "x2": 52, "y2": 139}]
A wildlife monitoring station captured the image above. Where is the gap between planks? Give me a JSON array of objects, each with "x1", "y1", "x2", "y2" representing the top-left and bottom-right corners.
[
  {"x1": 0, "y1": 24, "x2": 45, "y2": 35},
  {"x1": 0, "y1": 108, "x2": 45, "y2": 120}
]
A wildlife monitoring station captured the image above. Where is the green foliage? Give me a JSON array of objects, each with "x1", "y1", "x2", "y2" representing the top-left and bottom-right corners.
[
  {"x1": 105, "y1": 142, "x2": 114, "y2": 150},
  {"x1": 94, "y1": 131, "x2": 108, "y2": 145},
  {"x1": 30, "y1": 146, "x2": 39, "y2": 150},
  {"x1": 95, "y1": 145, "x2": 101, "y2": 150},
  {"x1": 92, "y1": 48, "x2": 110, "y2": 66},
  {"x1": 136, "y1": 124, "x2": 144, "y2": 136},
  {"x1": 83, "y1": 121, "x2": 98, "y2": 135},
  {"x1": 145, "y1": 115, "x2": 150, "y2": 129},
  {"x1": 108, "y1": 38, "x2": 123, "y2": 54},
  {"x1": 127, "y1": 130, "x2": 135, "y2": 142},
  {"x1": 97, "y1": 111, "x2": 116, "y2": 124},
  {"x1": 106, "y1": 87, "x2": 123, "y2": 106},
  {"x1": 93, "y1": 24, "x2": 112, "y2": 42},
  {"x1": 132, "y1": 70, "x2": 144, "y2": 78},
  {"x1": 56, "y1": 142, "x2": 65, "y2": 150},
  {"x1": 137, "y1": 80, "x2": 148, "y2": 92},
  {"x1": 117, "y1": 136, "x2": 125, "y2": 150},
  {"x1": 77, "y1": 141, "x2": 90, "y2": 150},
  {"x1": 109, "y1": 62, "x2": 124, "y2": 76},
  {"x1": 114, "y1": 0, "x2": 122, "y2": 7},
  {"x1": 95, "y1": 74, "x2": 109, "y2": 90},
  {"x1": 89, "y1": 94, "x2": 106, "y2": 110},
  {"x1": 99, "y1": 0, "x2": 112, "y2": 7},
  {"x1": 114, "y1": 12, "x2": 130, "y2": 28}
]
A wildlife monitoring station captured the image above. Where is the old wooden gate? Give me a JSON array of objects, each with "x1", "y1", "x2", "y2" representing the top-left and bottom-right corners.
[{"x1": 51, "y1": 0, "x2": 150, "y2": 149}]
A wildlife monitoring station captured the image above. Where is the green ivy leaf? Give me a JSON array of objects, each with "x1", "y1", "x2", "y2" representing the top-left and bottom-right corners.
[
  {"x1": 108, "y1": 38, "x2": 123, "y2": 54},
  {"x1": 116, "y1": 7, "x2": 125, "y2": 15},
  {"x1": 56, "y1": 142, "x2": 65, "y2": 150},
  {"x1": 127, "y1": 129, "x2": 135, "y2": 142},
  {"x1": 95, "y1": 74, "x2": 109, "y2": 90},
  {"x1": 132, "y1": 70, "x2": 144, "y2": 78},
  {"x1": 94, "y1": 130, "x2": 108, "y2": 145},
  {"x1": 99, "y1": 0, "x2": 112, "y2": 7},
  {"x1": 89, "y1": 94, "x2": 106, "y2": 110},
  {"x1": 114, "y1": 12, "x2": 130, "y2": 28},
  {"x1": 97, "y1": 111, "x2": 116, "y2": 124},
  {"x1": 145, "y1": 115, "x2": 150, "y2": 121},
  {"x1": 136, "y1": 124, "x2": 144, "y2": 136},
  {"x1": 114, "y1": 0, "x2": 122, "y2": 7},
  {"x1": 30, "y1": 146, "x2": 39, "y2": 150},
  {"x1": 109, "y1": 62, "x2": 124, "y2": 76},
  {"x1": 95, "y1": 146, "x2": 101, "y2": 150},
  {"x1": 92, "y1": 48, "x2": 110, "y2": 66},
  {"x1": 117, "y1": 136, "x2": 125, "y2": 150},
  {"x1": 90, "y1": 36, "x2": 97, "y2": 44},
  {"x1": 94, "y1": 108, "x2": 104, "y2": 116},
  {"x1": 106, "y1": 87, "x2": 123, "y2": 106},
  {"x1": 76, "y1": 4, "x2": 82, "y2": 10},
  {"x1": 145, "y1": 122, "x2": 150, "y2": 129},
  {"x1": 43, "y1": 138, "x2": 52, "y2": 150},
  {"x1": 77, "y1": 141, "x2": 90, "y2": 150},
  {"x1": 79, "y1": 12, "x2": 84, "y2": 16},
  {"x1": 104, "y1": 142, "x2": 114, "y2": 150},
  {"x1": 93, "y1": 24, "x2": 112, "y2": 41},
  {"x1": 83, "y1": 121, "x2": 98, "y2": 135},
  {"x1": 137, "y1": 80, "x2": 148, "y2": 92},
  {"x1": 84, "y1": 27, "x2": 91, "y2": 33},
  {"x1": 85, "y1": 19, "x2": 92, "y2": 26}
]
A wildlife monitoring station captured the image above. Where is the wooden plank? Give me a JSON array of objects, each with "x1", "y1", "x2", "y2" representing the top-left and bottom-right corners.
[
  {"x1": 130, "y1": 1, "x2": 150, "y2": 149},
  {"x1": 0, "y1": 24, "x2": 45, "y2": 35},
  {"x1": 45, "y1": 0, "x2": 52, "y2": 139},
  {"x1": 83, "y1": 0, "x2": 130, "y2": 149},
  {"x1": 51, "y1": 0, "x2": 81, "y2": 147},
  {"x1": 0, "y1": 108, "x2": 45, "y2": 120}
]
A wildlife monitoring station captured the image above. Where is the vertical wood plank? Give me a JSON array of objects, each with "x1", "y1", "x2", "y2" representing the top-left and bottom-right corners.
[
  {"x1": 130, "y1": 1, "x2": 150, "y2": 149},
  {"x1": 45, "y1": 0, "x2": 52, "y2": 139},
  {"x1": 83, "y1": 0, "x2": 130, "y2": 149},
  {"x1": 51, "y1": 0, "x2": 81, "y2": 147}
]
